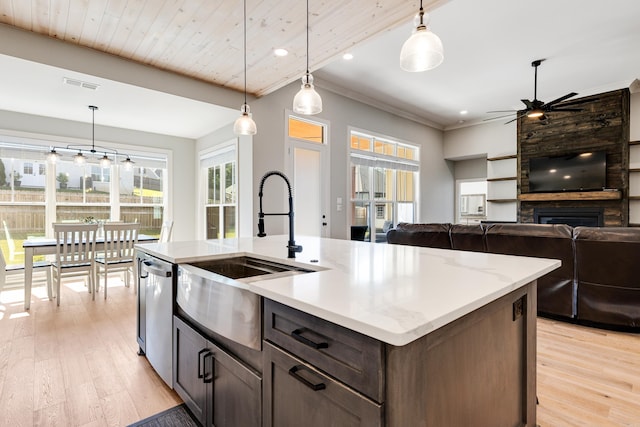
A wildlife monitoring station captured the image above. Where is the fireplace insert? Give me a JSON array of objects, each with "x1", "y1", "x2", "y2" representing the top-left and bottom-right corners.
[{"x1": 534, "y1": 207, "x2": 604, "y2": 227}]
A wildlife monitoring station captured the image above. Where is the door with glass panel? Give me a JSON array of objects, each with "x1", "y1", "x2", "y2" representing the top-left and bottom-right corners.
[
  {"x1": 287, "y1": 115, "x2": 329, "y2": 238},
  {"x1": 203, "y1": 147, "x2": 237, "y2": 239}
]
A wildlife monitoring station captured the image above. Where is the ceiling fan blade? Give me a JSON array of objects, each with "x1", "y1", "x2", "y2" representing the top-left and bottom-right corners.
[
  {"x1": 547, "y1": 108, "x2": 583, "y2": 112},
  {"x1": 521, "y1": 99, "x2": 533, "y2": 109},
  {"x1": 483, "y1": 113, "x2": 517, "y2": 121},
  {"x1": 544, "y1": 92, "x2": 578, "y2": 107},
  {"x1": 504, "y1": 111, "x2": 529, "y2": 124},
  {"x1": 557, "y1": 97, "x2": 597, "y2": 106}
]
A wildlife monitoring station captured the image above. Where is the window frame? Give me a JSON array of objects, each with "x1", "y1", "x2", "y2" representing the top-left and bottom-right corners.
[{"x1": 348, "y1": 128, "x2": 420, "y2": 242}]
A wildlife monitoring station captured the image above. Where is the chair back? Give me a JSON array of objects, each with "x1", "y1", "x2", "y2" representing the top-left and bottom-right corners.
[
  {"x1": 0, "y1": 247, "x2": 7, "y2": 287},
  {"x1": 53, "y1": 223, "x2": 99, "y2": 267},
  {"x1": 102, "y1": 222, "x2": 140, "y2": 263},
  {"x1": 159, "y1": 220, "x2": 174, "y2": 242},
  {"x1": 3, "y1": 219, "x2": 19, "y2": 261}
]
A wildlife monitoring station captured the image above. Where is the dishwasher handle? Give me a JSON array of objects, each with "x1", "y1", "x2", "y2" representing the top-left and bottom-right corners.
[{"x1": 141, "y1": 259, "x2": 173, "y2": 278}]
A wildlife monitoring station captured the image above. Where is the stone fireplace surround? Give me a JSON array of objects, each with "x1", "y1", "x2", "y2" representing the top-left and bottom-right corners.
[{"x1": 517, "y1": 89, "x2": 630, "y2": 227}]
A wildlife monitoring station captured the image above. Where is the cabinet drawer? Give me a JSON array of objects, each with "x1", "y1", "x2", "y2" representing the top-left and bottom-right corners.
[
  {"x1": 264, "y1": 299, "x2": 384, "y2": 402},
  {"x1": 263, "y1": 342, "x2": 383, "y2": 427}
]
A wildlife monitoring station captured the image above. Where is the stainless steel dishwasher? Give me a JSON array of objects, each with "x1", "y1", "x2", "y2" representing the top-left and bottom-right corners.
[{"x1": 137, "y1": 254, "x2": 174, "y2": 387}]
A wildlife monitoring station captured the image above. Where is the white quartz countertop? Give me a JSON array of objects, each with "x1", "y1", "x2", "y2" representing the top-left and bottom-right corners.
[{"x1": 136, "y1": 235, "x2": 560, "y2": 346}]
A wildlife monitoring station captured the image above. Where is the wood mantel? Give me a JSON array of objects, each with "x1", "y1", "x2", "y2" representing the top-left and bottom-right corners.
[{"x1": 518, "y1": 191, "x2": 621, "y2": 202}]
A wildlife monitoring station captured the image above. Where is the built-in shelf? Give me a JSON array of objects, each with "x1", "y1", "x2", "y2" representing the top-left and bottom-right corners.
[
  {"x1": 518, "y1": 191, "x2": 621, "y2": 202},
  {"x1": 630, "y1": 168, "x2": 640, "y2": 173},
  {"x1": 629, "y1": 223, "x2": 640, "y2": 227},
  {"x1": 487, "y1": 177, "x2": 517, "y2": 182},
  {"x1": 630, "y1": 140, "x2": 640, "y2": 146},
  {"x1": 629, "y1": 196, "x2": 640, "y2": 200},
  {"x1": 487, "y1": 199, "x2": 517, "y2": 203},
  {"x1": 487, "y1": 155, "x2": 517, "y2": 161}
]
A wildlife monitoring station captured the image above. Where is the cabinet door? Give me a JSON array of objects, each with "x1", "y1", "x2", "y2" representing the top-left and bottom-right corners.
[
  {"x1": 263, "y1": 342, "x2": 382, "y2": 427},
  {"x1": 207, "y1": 341, "x2": 261, "y2": 427},
  {"x1": 173, "y1": 316, "x2": 208, "y2": 424}
]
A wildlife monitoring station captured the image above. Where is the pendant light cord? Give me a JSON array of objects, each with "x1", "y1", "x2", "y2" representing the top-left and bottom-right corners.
[
  {"x1": 306, "y1": 0, "x2": 309, "y2": 74},
  {"x1": 243, "y1": 0, "x2": 247, "y2": 105},
  {"x1": 90, "y1": 105, "x2": 96, "y2": 151}
]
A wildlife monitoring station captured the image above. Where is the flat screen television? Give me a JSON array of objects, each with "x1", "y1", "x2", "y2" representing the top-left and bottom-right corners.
[{"x1": 528, "y1": 151, "x2": 606, "y2": 193}]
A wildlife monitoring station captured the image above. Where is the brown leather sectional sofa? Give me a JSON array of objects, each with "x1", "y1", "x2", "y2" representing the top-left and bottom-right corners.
[{"x1": 386, "y1": 222, "x2": 640, "y2": 332}]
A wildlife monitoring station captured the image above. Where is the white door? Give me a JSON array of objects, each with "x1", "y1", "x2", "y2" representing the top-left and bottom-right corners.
[{"x1": 292, "y1": 144, "x2": 327, "y2": 237}]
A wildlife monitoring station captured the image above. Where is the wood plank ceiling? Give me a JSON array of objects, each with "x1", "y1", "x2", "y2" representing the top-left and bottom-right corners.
[{"x1": 0, "y1": 0, "x2": 448, "y2": 97}]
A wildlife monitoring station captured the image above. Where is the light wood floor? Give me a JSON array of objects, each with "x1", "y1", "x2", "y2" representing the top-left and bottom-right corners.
[{"x1": 1, "y1": 279, "x2": 639, "y2": 426}]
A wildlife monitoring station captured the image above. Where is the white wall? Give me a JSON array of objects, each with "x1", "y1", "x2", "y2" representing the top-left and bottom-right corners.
[
  {"x1": 251, "y1": 81, "x2": 452, "y2": 239},
  {"x1": 0, "y1": 109, "x2": 196, "y2": 240},
  {"x1": 454, "y1": 158, "x2": 487, "y2": 180},
  {"x1": 444, "y1": 120, "x2": 516, "y2": 160}
]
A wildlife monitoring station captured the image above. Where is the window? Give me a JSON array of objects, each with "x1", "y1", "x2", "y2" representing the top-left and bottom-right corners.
[
  {"x1": 202, "y1": 146, "x2": 237, "y2": 239},
  {"x1": 24, "y1": 162, "x2": 33, "y2": 175},
  {"x1": 0, "y1": 138, "x2": 168, "y2": 263},
  {"x1": 350, "y1": 130, "x2": 419, "y2": 242},
  {"x1": 288, "y1": 116, "x2": 324, "y2": 144}
]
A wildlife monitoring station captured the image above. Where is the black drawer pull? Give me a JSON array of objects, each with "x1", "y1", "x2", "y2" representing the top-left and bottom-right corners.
[
  {"x1": 203, "y1": 351, "x2": 214, "y2": 384},
  {"x1": 288, "y1": 365, "x2": 326, "y2": 391},
  {"x1": 291, "y1": 328, "x2": 329, "y2": 349},
  {"x1": 197, "y1": 348, "x2": 211, "y2": 379}
]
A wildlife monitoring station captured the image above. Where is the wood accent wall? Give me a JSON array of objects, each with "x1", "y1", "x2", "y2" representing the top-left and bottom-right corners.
[{"x1": 517, "y1": 89, "x2": 630, "y2": 226}]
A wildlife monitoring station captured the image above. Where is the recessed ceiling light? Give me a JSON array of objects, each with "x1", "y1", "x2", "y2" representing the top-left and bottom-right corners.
[
  {"x1": 460, "y1": 110, "x2": 468, "y2": 115},
  {"x1": 274, "y1": 48, "x2": 288, "y2": 57},
  {"x1": 343, "y1": 53, "x2": 354, "y2": 60}
]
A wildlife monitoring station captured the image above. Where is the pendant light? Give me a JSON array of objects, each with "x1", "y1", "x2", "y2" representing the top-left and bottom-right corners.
[
  {"x1": 399, "y1": 0, "x2": 444, "y2": 72},
  {"x1": 293, "y1": 0, "x2": 322, "y2": 115},
  {"x1": 233, "y1": 0, "x2": 257, "y2": 135},
  {"x1": 46, "y1": 105, "x2": 133, "y2": 167}
]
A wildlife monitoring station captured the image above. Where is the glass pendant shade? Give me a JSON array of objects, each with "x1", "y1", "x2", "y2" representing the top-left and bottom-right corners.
[
  {"x1": 100, "y1": 154, "x2": 111, "y2": 168},
  {"x1": 293, "y1": 73, "x2": 322, "y2": 115},
  {"x1": 233, "y1": 103, "x2": 257, "y2": 135},
  {"x1": 400, "y1": 25, "x2": 443, "y2": 72},
  {"x1": 74, "y1": 152, "x2": 86, "y2": 164},
  {"x1": 47, "y1": 149, "x2": 60, "y2": 163},
  {"x1": 122, "y1": 156, "x2": 135, "y2": 170},
  {"x1": 400, "y1": 8, "x2": 443, "y2": 72}
]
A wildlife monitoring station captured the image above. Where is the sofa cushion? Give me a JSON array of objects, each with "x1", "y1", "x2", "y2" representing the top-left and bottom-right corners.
[
  {"x1": 386, "y1": 223, "x2": 452, "y2": 249},
  {"x1": 450, "y1": 224, "x2": 486, "y2": 252},
  {"x1": 485, "y1": 223, "x2": 575, "y2": 318},
  {"x1": 574, "y1": 226, "x2": 640, "y2": 329}
]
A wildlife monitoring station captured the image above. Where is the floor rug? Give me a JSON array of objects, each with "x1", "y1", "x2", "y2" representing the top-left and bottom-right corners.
[{"x1": 128, "y1": 404, "x2": 200, "y2": 427}]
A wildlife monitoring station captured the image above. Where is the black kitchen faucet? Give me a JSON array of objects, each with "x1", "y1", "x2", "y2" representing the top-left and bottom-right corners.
[{"x1": 257, "y1": 171, "x2": 303, "y2": 258}]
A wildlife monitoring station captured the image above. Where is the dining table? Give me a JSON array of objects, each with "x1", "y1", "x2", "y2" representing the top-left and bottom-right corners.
[{"x1": 22, "y1": 234, "x2": 158, "y2": 310}]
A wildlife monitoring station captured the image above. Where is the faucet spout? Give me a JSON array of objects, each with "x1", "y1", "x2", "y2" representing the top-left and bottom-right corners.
[{"x1": 257, "y1": 171, "x2": 303, "y2": 258}]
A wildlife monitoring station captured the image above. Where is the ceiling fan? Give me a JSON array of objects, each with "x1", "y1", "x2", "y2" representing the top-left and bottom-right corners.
[{"x1": 487, "y1": 59, "x2": 589, "y2": 124}]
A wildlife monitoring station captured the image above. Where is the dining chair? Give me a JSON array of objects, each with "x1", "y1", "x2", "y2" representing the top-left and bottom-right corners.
[
  {"x1": 3, "y1": 219, "x2": 25, "y2": 262},
  {"x1": 51, "y1": 222, "x2": 99, "y2": 306},
  {"x1": 0, "y1": 247, "x2": 52, "y2": 299},
  {"x1": 159, "y1": 219, "x2": 174, "y2": 242},
  {"x1": 94, "y1": 222, "x2": 140, "y2": 300}
]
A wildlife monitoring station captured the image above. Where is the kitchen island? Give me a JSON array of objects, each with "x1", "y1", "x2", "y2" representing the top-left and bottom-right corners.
[{"x1": 136, "y1": 235, "x2": 559, "y2": 426}]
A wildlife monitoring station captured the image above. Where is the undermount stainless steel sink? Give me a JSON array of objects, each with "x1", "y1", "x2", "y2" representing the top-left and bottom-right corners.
[
  {"x1": 189, "y1": 256, "x2": 315, "y2": 280},
  {"x1": 177, "y1": 256, "x2": 317, "y2": 350}
]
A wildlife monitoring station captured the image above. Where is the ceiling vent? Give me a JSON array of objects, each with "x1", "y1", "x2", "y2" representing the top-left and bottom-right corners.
[{"x1": 63, "y1": 77, "x2": 100, "y2": 90}]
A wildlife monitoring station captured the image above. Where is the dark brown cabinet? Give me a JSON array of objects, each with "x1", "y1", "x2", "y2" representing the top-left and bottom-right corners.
[
  {"x1": 263, "y1": 300, "x2": 383, "y2": 427},
  {"x1": 263, "y1": 342, "x2": 383, "y2": 427},
  {"x1": 264, "y1": 282, "x2": 538, "y2": 427},
  {"x1": 173, "y1": 316, "x2": 261, "y2": 427}
]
